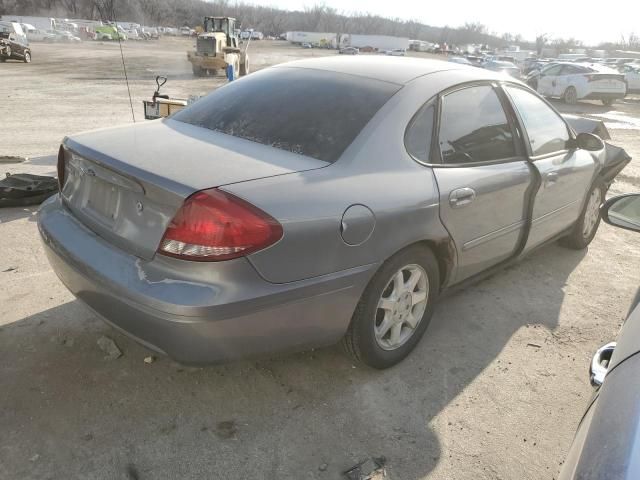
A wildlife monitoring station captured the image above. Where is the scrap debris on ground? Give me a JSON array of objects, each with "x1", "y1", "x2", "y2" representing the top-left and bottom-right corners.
[
  {"x1": 343, "y1": 457, "x2": 387, "y2": 480},
  {"x1": 97, "y1": 335, "x2": 122, "y2": 360}
]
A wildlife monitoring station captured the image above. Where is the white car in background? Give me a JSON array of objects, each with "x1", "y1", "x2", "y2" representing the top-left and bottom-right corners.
[
  {"x1": 24, "y1": 27, "x2": 56, "y2": 42},
  {"x1": 536, "y1": 62, "x2": 626, "y2": 106},
  {"x1": 620, "y1": 64, "x2": 640, "y2": 93},
  {"x1": 385, "y1": 49, "x2": 406, "y2": 56}
]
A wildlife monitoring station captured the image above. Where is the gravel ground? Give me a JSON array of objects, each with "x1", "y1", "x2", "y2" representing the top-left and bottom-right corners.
[{"x1": 1, "y1": 38, "x2": 639, "y2": 480}]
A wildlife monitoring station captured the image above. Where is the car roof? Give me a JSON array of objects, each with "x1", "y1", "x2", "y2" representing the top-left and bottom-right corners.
[{"x1": 272, "y1": 56, "x2": 498, "y2": 85}]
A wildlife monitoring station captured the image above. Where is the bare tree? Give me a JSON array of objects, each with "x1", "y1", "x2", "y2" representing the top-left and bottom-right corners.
[
  {"x1": 1, "y1": 0, "x2": 572, "y2": 51},
  {"x1": 535, "y1": 34, "x2": 548, "y2": 55}
]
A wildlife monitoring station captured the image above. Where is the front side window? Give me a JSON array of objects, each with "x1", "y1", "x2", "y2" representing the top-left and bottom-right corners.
[
  {"x1": 438, "y1": 85, "x2": 515, "y2": 165},
  {"x1": 542, "y1": 65, "x2": 563, "y2": 76},
  {"x1": 504, "y1": 86, "x2": 570, "y2": 157}
]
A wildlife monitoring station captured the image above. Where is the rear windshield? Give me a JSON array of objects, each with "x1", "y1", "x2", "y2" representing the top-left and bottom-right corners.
[{"x1": 172, "y1": 67, "x2": 400, "y2": 163}]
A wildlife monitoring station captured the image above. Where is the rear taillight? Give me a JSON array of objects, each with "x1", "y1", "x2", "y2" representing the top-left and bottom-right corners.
[
  {"x1": 585, "y1": 74, "x2": 594, "y2": 82},
  {"x1": 158, "y1": 188, "x2": 283, "y2": 261},
  {"x1": 57, "y1": 145, "x2": 66, "y2": 191}
]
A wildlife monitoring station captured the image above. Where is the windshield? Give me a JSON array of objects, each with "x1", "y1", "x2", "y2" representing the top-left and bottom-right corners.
[{"x1": 173, "y1": 68, "x2": 400, "y2": 162}]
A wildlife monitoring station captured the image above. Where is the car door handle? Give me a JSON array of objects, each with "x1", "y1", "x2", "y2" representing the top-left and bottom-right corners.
[
  {"x1": 545, "y1": 172, "x2": 559, "y2": 186},
  {"x1": 449, "y1": 187, "x2": 476, "y2": 208}
]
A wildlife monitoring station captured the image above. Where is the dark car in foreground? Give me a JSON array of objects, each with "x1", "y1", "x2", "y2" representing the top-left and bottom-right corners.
[
  {"x1": 0, "y1": 21, "x2": 31, "y2": 63},
  {"x1": 559, "y1": 193, "x2": 640, "y2": 480},
  {"x1": 38, "y1": 57, "x2": 630, "y2": 368}
]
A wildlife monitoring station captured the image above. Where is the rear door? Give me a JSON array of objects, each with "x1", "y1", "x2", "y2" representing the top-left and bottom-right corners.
[
  {"x1": 552, "y1": 65, "x2": 584, "y2": 97},
  {"x1": 431, "y1": 83, "x2": 534, "y2": 282},
  {"x1": 502, "y1": 85, "x2": 597, "y2": 250}
]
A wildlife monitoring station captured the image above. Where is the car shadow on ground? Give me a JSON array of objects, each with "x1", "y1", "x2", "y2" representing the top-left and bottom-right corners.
[
  {"x1": 0, "y1": 206, "x2": 39, "y2": 224},
  {"x1": 0, "y1": 244, "x2": 586, "y2": 479}
]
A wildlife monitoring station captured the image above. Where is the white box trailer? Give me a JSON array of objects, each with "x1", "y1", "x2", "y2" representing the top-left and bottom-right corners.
[
  {"x1": 0, "y1": 15, "x2": 54, "y2": 31},
  {"x1": 339, "y1": 34, "x2": 409, "y2": 52},
  {"x1": 286, "y1": 31, "x2": 337, "y2": 47}
]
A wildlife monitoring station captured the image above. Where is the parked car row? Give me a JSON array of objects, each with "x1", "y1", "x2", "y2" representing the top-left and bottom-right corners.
[{"x1": 448, "y1": 55, "x2": 523, "y2": 80}]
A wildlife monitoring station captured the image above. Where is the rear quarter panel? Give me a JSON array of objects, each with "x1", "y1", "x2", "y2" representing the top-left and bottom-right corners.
[{"x1": 223, "y1": 72, "x2": 468, "y2": 284}]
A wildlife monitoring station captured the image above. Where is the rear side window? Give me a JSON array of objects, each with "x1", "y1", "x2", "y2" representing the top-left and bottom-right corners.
[
  {"x1": 438, "y1": 85, "x2": 515, "y2": 164},
  {"x1": 504, "y1": 86, "x2": 570, "y2": 156},
  {"x1": 172, "y1": 68, "x2": 400, "y2": 163},
  {"x1": 405, "y1": 102, "x2": 434, "y2": 162}
]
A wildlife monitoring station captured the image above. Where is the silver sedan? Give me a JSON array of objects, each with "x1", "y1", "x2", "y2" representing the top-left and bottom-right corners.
[{"x1": 38, "y1": 56, "x2": 627, "y2": 368}]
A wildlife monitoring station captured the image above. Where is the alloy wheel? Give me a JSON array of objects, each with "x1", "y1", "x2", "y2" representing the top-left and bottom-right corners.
[
  {"x1": 374, "y1": 264, "x2": 429, "y2": 351},
  {"x1": 583, "y1": 187, "x2": 602, "y2": 238}
]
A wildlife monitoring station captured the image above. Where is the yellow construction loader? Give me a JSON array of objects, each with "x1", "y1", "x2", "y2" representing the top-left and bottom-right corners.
[{"x1": 187, "y1": 17, "x2": 250, "y2": 77}]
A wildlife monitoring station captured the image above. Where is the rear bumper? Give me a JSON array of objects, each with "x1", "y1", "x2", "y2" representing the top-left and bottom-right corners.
[
  {"x1": 38, "y1": 196, "x2": 375, "y2": 364},
  {"x1": 582, "y1": 91, "x2": 626, "y2": 100}
]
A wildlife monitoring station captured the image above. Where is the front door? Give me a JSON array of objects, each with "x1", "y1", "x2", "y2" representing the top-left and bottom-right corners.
[
  {"x1": 537, "y1": 64, "x2": 563, "y2": 96},
  {"x1": 503, "y1": 85, "x2": 597, "y2": 250},
  {"x1": 432, "y1": 84, "x2": 534, "y2": 282}
]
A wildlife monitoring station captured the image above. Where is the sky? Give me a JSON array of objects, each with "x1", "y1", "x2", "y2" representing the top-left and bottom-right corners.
[{"x1": 267, "y1": 0, "x2": 640, "y2": 46}]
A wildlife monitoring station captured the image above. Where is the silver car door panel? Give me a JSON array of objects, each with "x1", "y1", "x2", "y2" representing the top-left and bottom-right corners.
[{"x1": 433, "y1": 160, "x2": 532, "y2": 282}]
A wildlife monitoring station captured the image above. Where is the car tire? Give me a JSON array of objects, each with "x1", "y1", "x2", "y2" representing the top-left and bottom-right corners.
[
  {"x1": 342, "y1": 245, "x2": 440, "y2": 369},
  {"x1": 23, "y1": 51, "x2": 31, "y2": 63},
  {"x1": 561, "y1": 181, "x2": 605, "y2": 250},
  {"x1": 602, "y1": 98, "x2": 615, "y2": 107},
  {"x1": 563, "y1": 86, "x2": 578, "y2": 105},
  {"x1": 192, "y1": 65, "x2": 204, "y2": 76}
]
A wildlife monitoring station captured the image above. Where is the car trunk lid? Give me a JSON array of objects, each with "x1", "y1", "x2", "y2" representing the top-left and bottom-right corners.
[
  {"x1": 60, "y1": 119, "x2": 327, "y2": 260},
  {"x1": 586, "y1": 73, "x2": 626, "y2": 90}
]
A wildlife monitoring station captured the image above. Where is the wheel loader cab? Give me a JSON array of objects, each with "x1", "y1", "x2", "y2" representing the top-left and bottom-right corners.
[{"x1": 203, "y1": 17, "x2": 237, "y2": 48}]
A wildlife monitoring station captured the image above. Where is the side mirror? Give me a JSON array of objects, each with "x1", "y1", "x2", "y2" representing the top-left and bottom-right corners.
[
  {"x1": 576, "y1": 132, "x2": 604, "y2": 151},
  {"x1": 601, "y1": 193, "x2": 640, "y2": 233}
]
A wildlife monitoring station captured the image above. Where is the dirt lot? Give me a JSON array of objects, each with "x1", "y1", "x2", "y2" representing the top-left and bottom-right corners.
[{"x1": 1, "y1": 38, "x2": 640, "y2": 480}]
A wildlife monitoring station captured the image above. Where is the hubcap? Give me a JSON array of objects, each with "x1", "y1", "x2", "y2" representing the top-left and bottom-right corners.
[
  {"x1": 374, "y1": 264, "x2": 429, "y2": 351},
  {"x1": 583, "y1": 188, "x2": 602, "y2": 238}
]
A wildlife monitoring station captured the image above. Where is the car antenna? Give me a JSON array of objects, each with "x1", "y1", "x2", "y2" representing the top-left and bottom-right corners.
[{"x1": 101, "y1": 9, "x2": 135, "y2": 123}]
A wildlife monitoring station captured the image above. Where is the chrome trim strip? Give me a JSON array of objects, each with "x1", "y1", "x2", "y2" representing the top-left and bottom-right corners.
[
  {"x1": 462, "y1": 220, "x2": 525, "y2": 251},
  {"x1": 532, "y1": 200, "x2": 579, "y2": 225}
]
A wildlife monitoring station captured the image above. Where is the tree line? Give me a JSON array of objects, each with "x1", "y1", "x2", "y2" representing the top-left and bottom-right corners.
[{"x1": 1, "y1": 0, "x2": 637, "y2": 51}]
